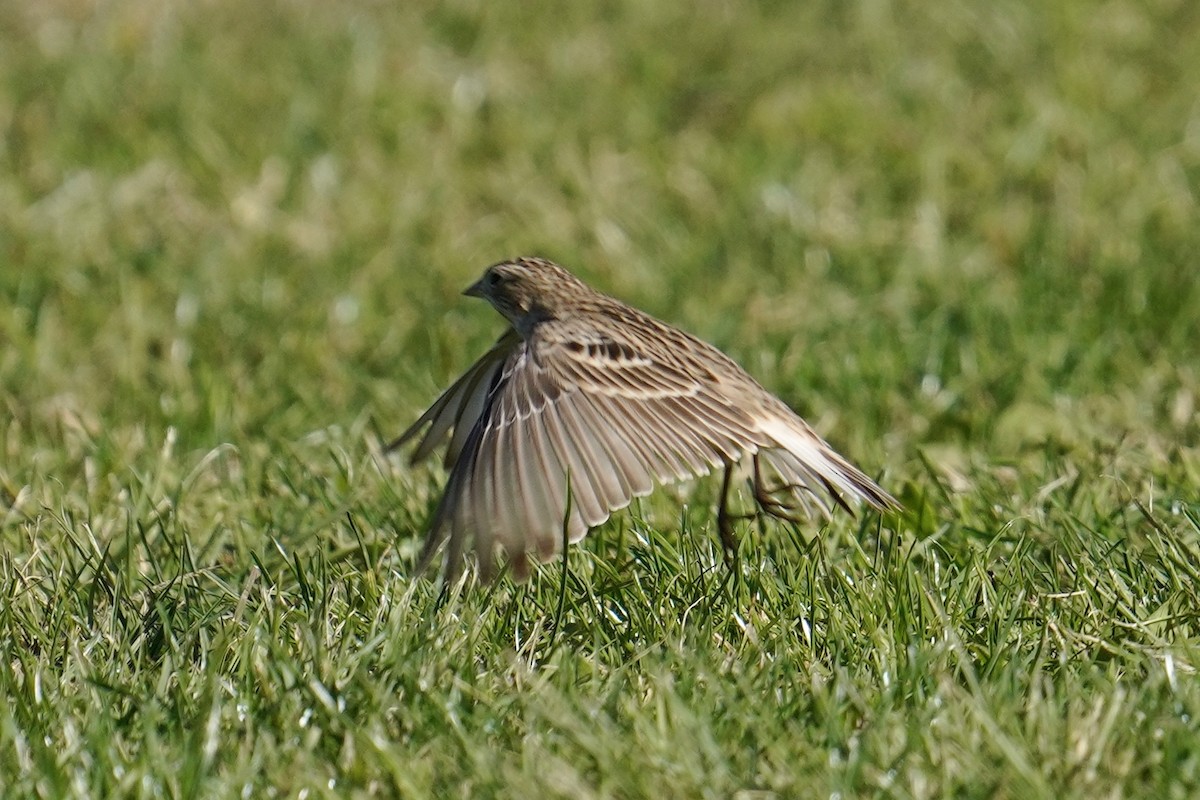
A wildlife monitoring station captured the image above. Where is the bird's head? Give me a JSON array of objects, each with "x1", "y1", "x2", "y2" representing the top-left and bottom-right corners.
[{"x1": 463, "y1": 257, "x2": 591, "y2": 334}]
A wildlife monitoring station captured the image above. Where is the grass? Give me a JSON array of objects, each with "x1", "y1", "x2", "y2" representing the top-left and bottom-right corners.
[{"x1": 2, "y1": 0, "x2": 1199, "y2": 797}]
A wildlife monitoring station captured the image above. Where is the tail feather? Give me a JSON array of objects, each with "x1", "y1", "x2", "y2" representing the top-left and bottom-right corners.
[{"x1": 756, "y1": 417, "x2": 899, "y2": 515}]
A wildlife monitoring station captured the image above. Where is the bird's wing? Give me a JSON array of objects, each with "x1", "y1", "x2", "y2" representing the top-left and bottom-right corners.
[
  {"x1": 386, "y1": 330, "x2": 521, "y2": 469},
  {"x1": 420, "y1": 321, "x2": 771, "y2": 580}
]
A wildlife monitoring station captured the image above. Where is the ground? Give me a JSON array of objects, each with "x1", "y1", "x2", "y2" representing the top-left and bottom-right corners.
[{"x1": 1, "y1": 1, "x2": 1199, "y2": 797}]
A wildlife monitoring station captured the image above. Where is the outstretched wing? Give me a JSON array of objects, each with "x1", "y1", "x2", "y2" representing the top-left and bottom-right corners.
[
  {"x1": 397, "y1": 317, "x2": 897, "y2": 582},
  {"x1": 416, "y1": 320, "x2": 770, "y2": 580},
  {"x1": 386, "y1": 330, "x2": 521, "y2": 469}
]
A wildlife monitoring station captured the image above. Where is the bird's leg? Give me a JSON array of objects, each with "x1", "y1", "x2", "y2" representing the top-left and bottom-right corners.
[
  {"x1": 716, "y1": 461, "x2": 755, "y2": 564},
  {"x1": 751, "y1": 455, "x2": 817, "y2": 524}
]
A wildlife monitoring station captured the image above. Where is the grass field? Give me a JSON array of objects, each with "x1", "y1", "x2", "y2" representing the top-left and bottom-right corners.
[{"x1": 3, "y1": 0, "x2": 1200, "y2": 797}]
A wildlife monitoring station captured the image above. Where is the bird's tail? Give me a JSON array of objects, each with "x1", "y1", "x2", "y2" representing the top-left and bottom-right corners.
[{"x1": 754, "y1": 416, "x2": 899, "y2": 526}]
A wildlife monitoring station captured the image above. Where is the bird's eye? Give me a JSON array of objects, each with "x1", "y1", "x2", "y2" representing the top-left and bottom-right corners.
[{"x1": 487, "y1": 271, "x2": 503, "y2": 287}]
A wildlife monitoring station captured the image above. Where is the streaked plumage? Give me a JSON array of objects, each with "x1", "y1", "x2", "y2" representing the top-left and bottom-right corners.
[{"x1": 390, "y1": 257, "x2": 898, "y2": 581}]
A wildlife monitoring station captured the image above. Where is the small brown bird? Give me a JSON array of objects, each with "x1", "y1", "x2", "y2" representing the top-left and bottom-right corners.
[{"x1": 390, "y1": 257, "x2": 898, "y2": 581}]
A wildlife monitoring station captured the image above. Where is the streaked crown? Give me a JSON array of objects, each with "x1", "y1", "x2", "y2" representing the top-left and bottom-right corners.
[{"x1": 464, "y1": 257, "x2": 593, "y2": 333}]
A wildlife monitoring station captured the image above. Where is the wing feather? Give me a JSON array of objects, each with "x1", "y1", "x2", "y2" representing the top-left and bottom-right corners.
[
  {"x1": 653, "y1": 396, "x2": 742, "y2": 465},
  {"x1": 566, "y1": 394, "x2": 639, "y2": 508},
  {"x1": 401, "y1": 315, "x2": 893, "y2": 580},
  {"x1": 602, "y1": 395, "x2": 709, "y2": 480},
  {"x1": 591, "y1": 396, "x2": 681, "y2": 479},
  {"x1": 472, "y1": 407, "x2": 502, "y2": 578},
  {"x1": 542, "y1": 395, "x2": 607, "y2": 527},
  {"x1": 387, "y1": 330, "x2": 519, "y2": 468},
  {"x1": 507, "y1": 399, "x2": 540, "y2": 543},
  {"x1": 573, "y1": 394, "x2": 653, "y2": 497}
]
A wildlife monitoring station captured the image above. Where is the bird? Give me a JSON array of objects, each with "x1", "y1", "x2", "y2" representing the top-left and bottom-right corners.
[{"x1": 389, "y1": 256, "x2": 898, "y2": 582}]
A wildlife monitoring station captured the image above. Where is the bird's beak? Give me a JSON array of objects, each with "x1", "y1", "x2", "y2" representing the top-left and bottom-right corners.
[{"x1": 463, "y1": 278, "x2": 486, "y2": 298}]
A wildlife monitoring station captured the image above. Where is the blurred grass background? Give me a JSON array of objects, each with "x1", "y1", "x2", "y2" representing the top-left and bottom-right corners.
[{"x1": 1, "y1": 0, "x2": 1199, "y2": 797}]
